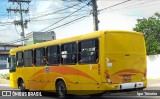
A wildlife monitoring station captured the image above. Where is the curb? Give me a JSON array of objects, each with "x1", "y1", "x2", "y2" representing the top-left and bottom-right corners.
[
  {"x1": 0, "y1": 84, "x2": 10, "y2": 87},
  {"x1": 147, "y1": 78, "x2": 160, "y2": 80},
  {"x1": 0, "y1": 79, "x2": 10, "y2": 84}
]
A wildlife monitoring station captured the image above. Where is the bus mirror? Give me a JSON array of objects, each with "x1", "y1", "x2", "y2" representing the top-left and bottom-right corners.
[
  {"x1": 6, "y1": 64, "x2": 9, "y2": 69},
  {"x1": 6, "y1": 58, "x2": 10, "y2": 69},
  {"x1": 7, "y1": 57, "x2": 10, "y2": 63}
]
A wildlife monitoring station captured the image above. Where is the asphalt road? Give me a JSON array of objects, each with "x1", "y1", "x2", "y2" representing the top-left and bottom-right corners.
[{"x1": 0, "y1": 79, "x2": 160, "y2": 99}]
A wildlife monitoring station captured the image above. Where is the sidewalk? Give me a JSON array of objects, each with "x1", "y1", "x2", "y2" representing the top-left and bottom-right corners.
[{"x1": 0, "y1": 79, "x2": 10, "y2": 85}]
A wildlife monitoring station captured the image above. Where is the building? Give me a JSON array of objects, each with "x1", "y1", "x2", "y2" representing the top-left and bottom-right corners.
[
  {"x1": 26, "y1": 31, "x2": 56, "y2": 45},
  {"x1": 0, "y1": 43, "x2": 21, "y2": 74}
]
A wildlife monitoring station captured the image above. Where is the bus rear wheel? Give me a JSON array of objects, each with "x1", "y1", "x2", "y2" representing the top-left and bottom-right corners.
[{"x1": 56, "y1": 80, "x2": 67, "y2": 98}]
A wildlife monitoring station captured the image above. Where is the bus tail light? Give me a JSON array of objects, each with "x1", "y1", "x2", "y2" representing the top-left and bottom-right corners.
[
  {"x1": 108, "y1": 78, "x2": 112, "y2": 84},
  {"x1": 142, "y1": 77, "x2": 145, "y2": 81},
  {"x1": 105, "y1": 70, "x2": 112, "y2": 83},
  {"x1": 144, "y1": 68, "x2": 147, "y2": 77},
  {"x1": 98, "y1": 64, "x2": 100, "y2": 75}
]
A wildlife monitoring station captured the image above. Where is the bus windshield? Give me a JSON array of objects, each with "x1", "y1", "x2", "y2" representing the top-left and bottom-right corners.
[{"x1": 9, "y1": 55, "x2": 16, "y2": 72}]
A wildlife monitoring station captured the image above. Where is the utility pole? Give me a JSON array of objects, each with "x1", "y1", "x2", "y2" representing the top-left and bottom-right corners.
[
  {"x1": 91, "y1": 0, "x2": 99, "y2": 31},
  {"x1": 19, "y1": 1, "x2": 25, "y2": 45},
  {"x1": 7, "y1": 0, "x2": 31, "y2": 45}
]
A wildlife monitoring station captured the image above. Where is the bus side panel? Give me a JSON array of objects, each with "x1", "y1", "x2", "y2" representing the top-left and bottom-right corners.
[
  {"x1": 29, "y1": 66, "x2": 80, "y2": 93},
  {"x1": 21, "y1": 67, "x2": 35, "y2": 90},
  {"x1": 100, "y1": 32, "x2": 119, "y2": 91}
]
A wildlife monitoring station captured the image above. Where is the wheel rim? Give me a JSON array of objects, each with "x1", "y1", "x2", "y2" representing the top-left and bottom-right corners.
[
  {"x1": 19, "y1": 81, "x2": 25, "y2": 91},
  {"x1": 58, "y1": 83, "x2": 66, "y2": 96}
]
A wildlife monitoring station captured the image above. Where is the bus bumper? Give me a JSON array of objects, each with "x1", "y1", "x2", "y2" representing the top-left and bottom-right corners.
[
  {"x1": 102, "y1": 80, "x2": 147, "y2": 91},
  {"x1": 10, "y1": 79, "x2": 18, "y2": 89}
]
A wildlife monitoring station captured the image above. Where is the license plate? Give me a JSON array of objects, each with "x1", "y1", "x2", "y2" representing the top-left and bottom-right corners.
[{"x1": 122, "y1": 75, "x2": 131, "y2": 83}]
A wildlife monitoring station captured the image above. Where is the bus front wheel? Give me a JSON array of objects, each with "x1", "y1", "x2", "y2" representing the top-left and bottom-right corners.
[
  {"x1": 56, "y1": 80, "x2": 67, "y2": 97},
  {"x1": 19, "y1": 80, "x2": 26, "y2": 92}
]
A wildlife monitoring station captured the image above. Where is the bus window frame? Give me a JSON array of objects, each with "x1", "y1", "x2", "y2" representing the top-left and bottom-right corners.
[
  {"x1": 78, "y1": 38, "x2": 99, "y2": 64},
  {"x1": 61, "y1": 42, "x2": 77, "y2": 65},
  {"x1": 16, "y1": 51, "x2": 24, "y2": 67},
  {"x1": 34, "y1": 47, "x2": 46, "y2": 66},
  {"x1": 46, "y1": 45, "x2": 60, "y2": 66},
  {"x1": 23, "y1": 49, "x2": 34, "y2": 67},
  {"x1": 9, "y1": 55, "x2": 16, "y2": 72}
]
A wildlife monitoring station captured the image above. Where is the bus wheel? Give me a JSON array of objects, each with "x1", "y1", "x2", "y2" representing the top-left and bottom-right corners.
[
  {"x1": 56, "y1": 80, "x2": 67, "y2": 97},
  {"x1": 19, "y1": 80, "x2": 26, "y2": 92}
]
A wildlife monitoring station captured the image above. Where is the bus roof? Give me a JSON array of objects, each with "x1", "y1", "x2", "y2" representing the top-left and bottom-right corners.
[{"x1": 9, "y1": 30, "x2": 142, "y2": 53}]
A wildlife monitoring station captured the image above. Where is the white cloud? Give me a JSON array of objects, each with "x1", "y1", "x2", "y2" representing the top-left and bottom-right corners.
[
  {"x1": 99, "y1": 12, "x2": 138, "y2": 30},
  {"x1": 0, "y1": 24, "x2": 21, "y2": 42},
  {"x1": 34, "y1": 1, "x2": 53, "y2": 13}
]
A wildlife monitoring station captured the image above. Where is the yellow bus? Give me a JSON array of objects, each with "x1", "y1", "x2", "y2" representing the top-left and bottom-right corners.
[{"x1": 8, "y1": 30, "x2": 147, "y2": 97}]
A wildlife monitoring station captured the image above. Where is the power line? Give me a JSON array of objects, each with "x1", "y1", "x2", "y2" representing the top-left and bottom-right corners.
[
  {"x1": 26, "y1": 13, "x2": 90, "y2": 39},
  {"x1": 100, "y1": 0, "x2": 154, "y2": 13},
  {"x1": 6, "y1": 1, "x2": 91, "y2": 44},
  {"x1": 30, "y1": 13, "x2": 89, "y2": 22},
  {"x1": 39, "y1": 0, "x2": 91, "y2": 32},
  {"x1": 29, "y1": 0, "x2": 90, "y2": 14},
  {"x1": 26, "y1": 14, "x2": 90, "y2": 40},
  {"x1": 29, "y1": 2, "x2": 82, "y2": 20},
  {"x1": 99, "y1": 0, "x2": 131, "y2": 12},
  {"x1": 7, "y1": 14, "x2": 90, "y2": 44},
  {"x1": 29, "y1": 0, "x2": 36, "y2": 6},
  {"x1": 8, "y1": 0, "x2": 149, "y2": 44},
  {"x1": 47, "y1": 15, "x2": 90, "y2": 32},
  {"x1": 14, "y1": 25, "x2": 21, "y2": 36},
  {"x1": 28, "y1": 1, "x2": 91, "y2": 21},
  {"x1": 0, "y1": 21, "x2": 14, "y2": 26},
  {"x1": 7, "y1": 0, "x2": 133, "y2": 44},
  {"x1": 0, "y1": 23, "x2": 13, "y2": 26},
  {"x1": 29, "y1": 9, "x2": 90, "y2": 16}
]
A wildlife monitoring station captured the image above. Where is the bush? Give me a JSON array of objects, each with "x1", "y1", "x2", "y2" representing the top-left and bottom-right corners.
[{"x1": 0, "y1": 73, "x2": 10, "y2": 80}]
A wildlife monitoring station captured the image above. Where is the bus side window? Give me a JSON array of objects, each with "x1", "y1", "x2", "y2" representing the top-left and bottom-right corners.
[
  {"x1": 61, "y1": 42, "x2": 77, "y2": 65},
  {"x1": 34, "y1": 48, "x2": 45, "y2": 66},
  {"x1": 71, "y1": 43, "x2": 77, "y2": 64},
  {"x1": 91, "y1": 39, "x2": 99, "y2": 63},
  {"x1": 78, "y1": 38, "x2": 99, "y2": 64},
  {"x1": 46, "y1": 45, "x2": 60, "y2": 66},
  {"x1": 24, "y1": 50, "x2": 33, "y2": 67},
  {"x1": 33, "y1": 49, "x2": 36, "y2": 65}
]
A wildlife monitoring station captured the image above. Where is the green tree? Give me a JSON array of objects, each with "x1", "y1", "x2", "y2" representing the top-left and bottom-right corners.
[{"x1": 133, "y1": 13, "x2": 160, "y2": 55}]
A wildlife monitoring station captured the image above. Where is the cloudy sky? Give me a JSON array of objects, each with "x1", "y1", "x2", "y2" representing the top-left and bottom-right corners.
[{"x1": 0, "y1": 0, "x2": 160, "y2": 43}]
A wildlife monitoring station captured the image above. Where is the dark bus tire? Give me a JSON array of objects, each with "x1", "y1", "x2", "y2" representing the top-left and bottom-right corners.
[{"x1": 56, "y1": 80, "x2": 67, "y2": 98}]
